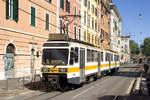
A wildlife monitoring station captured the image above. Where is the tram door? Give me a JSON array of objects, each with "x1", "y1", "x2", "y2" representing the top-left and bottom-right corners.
[
  {"x1": 80, "y1": 48, "x2": 85, "y2": 83},
  {"x1": 108, "y1": 53, "x2": 111, "y2": 73},
  {"x1": 97, "y1": 52, "x2": 101, "y2": 77},
  {"x1": 114, "y1": 55, "x2": 117, "y2": 68}
]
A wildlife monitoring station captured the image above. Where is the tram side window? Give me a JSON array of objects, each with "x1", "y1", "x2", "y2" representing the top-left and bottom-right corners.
[
  {"x1": 111, "y1": 54, "x2": 113, "y2": 61},
  {"x1": 106, "y1": 53, "x2": 110, "y2": 61},
  {"x1": 70, "y1": 48, "x2": 74, "y2": 65},
  {"x1": 114, "y1": 54, "x2": 116, "y2": 61},
  {"x1": 87, "y1": 49, "x2": 90, "y2": 62},
  {"x1": 94, "y1": 51, "x2": 98, "y2": 62},
  {"x1": 105, "y1": 53, "x2": 107, "y2": 61},
  {"x1": 117, "y1": 55, "x2": 119, "y2": 61},
  {"x1": 91, "y1": 50, "x2": 94, "y2": 62},
  {"x1": 101, "y1": 52, "x2": 103, "y2": 62},
  {"x1": 75, "y1": 47, "x2": 78, "y2": 63}
]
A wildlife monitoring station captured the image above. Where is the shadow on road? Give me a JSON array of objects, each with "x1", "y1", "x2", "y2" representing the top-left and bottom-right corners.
[
  {"x1": 98, "y1": 95, "x2": 150, "y2": 100},
  {"x1": 110, "y1": 71, "x2": 139, "y2": 78},
  {"x1": 120, "y1": 66, "x2": 140, "y2": 69},
  {"x1": 24, "y1": 82, "x2": 59, "y2": 92}
]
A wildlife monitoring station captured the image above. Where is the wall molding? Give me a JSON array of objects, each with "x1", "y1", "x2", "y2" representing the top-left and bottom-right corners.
[{"x1": 0, "y1": 26, "x2": 48, "y2": 39}]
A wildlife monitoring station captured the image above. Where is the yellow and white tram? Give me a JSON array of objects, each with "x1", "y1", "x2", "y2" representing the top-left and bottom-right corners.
[{"x1": 40, "y1": 35, "x2": 120, "y2": 86}]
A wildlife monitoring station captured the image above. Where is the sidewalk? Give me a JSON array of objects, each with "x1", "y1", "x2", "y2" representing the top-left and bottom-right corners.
[{"x1": 130, "y1": 64, "x2": 150, "y2": 99}]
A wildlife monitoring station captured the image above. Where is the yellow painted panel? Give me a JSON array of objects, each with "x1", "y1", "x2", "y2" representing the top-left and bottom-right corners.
[
  {"x1": 85, "y1": 65, "x2": 98, "y2": 70},
  {"x1": 68, "y1": 67, "x2": 80, "y2": 73}
]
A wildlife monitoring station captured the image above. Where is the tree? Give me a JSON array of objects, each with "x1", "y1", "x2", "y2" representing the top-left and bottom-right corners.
[
  {"x1": 130, "y1": 40, "x2": 139, "y2": 55},
  {"x1": 141, "y1": 38, "x2": 150, "y2": 57}
]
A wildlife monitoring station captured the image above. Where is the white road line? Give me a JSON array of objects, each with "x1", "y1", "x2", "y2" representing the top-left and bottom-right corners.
[
  {"x1": 126, "y1": 79, "x2": 135, "y2": 94},
  {"x1": 113, "y1": 95, "x2": 118, "y2": 100},
  {"x1": 72, "y1": 86, "x2": 93, "y2": 99}
]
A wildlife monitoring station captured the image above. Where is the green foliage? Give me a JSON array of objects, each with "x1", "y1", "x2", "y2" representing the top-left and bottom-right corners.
[
  {"x1": 130, "y1": 40, "x2": 139, "y2": 55},
  {"x1": 141, "y1": 38, "x2": 150, "y2": 57}
]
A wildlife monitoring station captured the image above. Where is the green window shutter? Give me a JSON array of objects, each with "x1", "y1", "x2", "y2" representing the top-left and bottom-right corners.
[
  {"x1": 46, "y1": 0, "x2": 51, "y2": 3},
  {"x1": 79, "y1": 28, "x2": 81, "y2": 40},
  {"x1": 68, "y1": 2, "x2": 70, "y2": 13},
  {"x1": 13, "y1": 0, "x2": 19, "y2": 22},
  {"x1": 6, "y1": 0, "x2": 9, "y2": 19},
  {"x1": 74, "y1": 25, "x2": 76, "y2": 39},
  {"x1": 46, "y1": 13, "x2": 49, "y2": 30},
  {"x1": 31, "y1": 6, "x2": 35, "y2": 26},
  {"x1": 60, "y1": 0, "x2": 64, "y2": 9},
  {"x1": 66, "y1": 0, "x2": 68, "y2": 12},
  {"x1": 66, "y1": 0, "x2": 70, "y2": 13}
]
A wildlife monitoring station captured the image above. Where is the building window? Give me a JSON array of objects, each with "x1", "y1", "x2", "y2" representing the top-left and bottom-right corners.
[
  {"x1": 88, "y1": 1, "x2": 90, "y2": 10},
  {"x1": 74, "y1": 24, "x2": 77, "y2": 39},
  {"x1": 46, "y1": 13, "x2": 49, "y2": 30},
  {"x1": 79, "y1": 9, "x2": 81, "y2": 19},
  {"x1": 95, "y1": 8, "x2": 97, "y2": 16},
  {"x1": 92, "y1": 5, "x2": 94, "y2": 14},
  {"x1": 84, "y1": 11, "x2": 86, "y2": 24},
  {"x1": 84, "y1": 0, "x2": 87, "y2": 7},
  {"x1": 92, "y1": 18, "x2": 94, "y2": 29},
  {"x1": 98, "y1": 0, "x2": 100, "y2": 5},
  {"x1": 6, "y1": 0, "x2": 18, "y2": 22},
  {"x1": 45, "y1": 0, "x2": 51, "y2": 3},
  {"x1": 95, "y1": 36, "x2": 97, "y2": 44},
  {"x1": 95, "y1": 20, "x2": 97, "y2": 30},
  {"x1": 74, "y1": 6, "x2": 77, "y2": 15},
  {"x1": 79, "y1": 27, "x2": 81, "y2": 40},
  {"x1": 66, "y1": 0, "x2": 70, "y2": 13},
  {"x1": 84, "y1": 31, "x2": 86, "y2": 41},
  {"x1": 88, "y1": 14, "x2": 90, "y2": 27},
  {"x1": 31, "y1": 6, "x2": 36, "y2": 26},
  {"x1": 88, "y1": 33, "x2": 90, "y2": 43},
  {"x1": 60, "y1": 0, "x2": 64, "y2": 9}
]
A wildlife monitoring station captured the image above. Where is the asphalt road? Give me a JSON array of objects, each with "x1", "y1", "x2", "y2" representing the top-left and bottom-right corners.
[{"x1": 3, "y1": 64, "x2": 139, "y2": 100}]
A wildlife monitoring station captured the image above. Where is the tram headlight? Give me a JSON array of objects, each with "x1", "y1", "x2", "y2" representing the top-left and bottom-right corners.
[
  {"x1": 41, "y1": 67, "x2": 50, "y2": 72},
  {"x1": 59, "y1": 68, "x2": 68, "y2": 72}
]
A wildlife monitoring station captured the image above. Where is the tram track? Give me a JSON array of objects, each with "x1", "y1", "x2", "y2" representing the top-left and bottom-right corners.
[
  {"x1": 8, "y1": 64, "x2": 139, "y2": 100},
  {"x1": 24, "y1": 74, "x2": 113, "y2": 100}
]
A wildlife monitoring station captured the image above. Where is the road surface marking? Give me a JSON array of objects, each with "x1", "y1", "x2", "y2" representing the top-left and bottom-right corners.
[
  {"x1": 72, "y1": 86, "x2": 93, "y2": 99},
  {"x1": 126, "y1": 79, "x2": 135, "y2": 94},
  {"x1": 113, "y1": 95, "x2": 118, "y2": 100}
]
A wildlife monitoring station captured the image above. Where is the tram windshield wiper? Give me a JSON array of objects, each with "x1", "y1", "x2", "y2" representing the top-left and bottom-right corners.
[{"x1": 53, "y1": 61, "x2": 64, "y2": 69}]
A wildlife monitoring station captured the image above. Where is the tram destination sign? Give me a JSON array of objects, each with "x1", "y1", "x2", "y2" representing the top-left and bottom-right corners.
[{"x1": 48, "y1": 34, "x2": 69, "y2": 41}]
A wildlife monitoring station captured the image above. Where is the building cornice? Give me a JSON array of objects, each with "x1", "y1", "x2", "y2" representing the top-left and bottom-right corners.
[
  {"x1": 110, "y1": 3, "x2": 122, "y2": 21},
  {"x1": 0, "y1": 26, "x2": 48, "y2": 39}
]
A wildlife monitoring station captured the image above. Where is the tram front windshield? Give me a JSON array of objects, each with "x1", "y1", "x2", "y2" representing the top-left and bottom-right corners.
[{"x1": 42, "y1": 49, "x2": 69, "y2": 66}]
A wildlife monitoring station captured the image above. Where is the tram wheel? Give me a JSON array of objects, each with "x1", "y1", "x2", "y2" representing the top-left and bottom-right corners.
[{"x1": 59, "y1": 84, "x2": 68, "y2": 92}]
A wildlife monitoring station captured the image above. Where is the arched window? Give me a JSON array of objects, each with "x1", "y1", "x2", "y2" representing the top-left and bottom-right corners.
[{"x1": 6, "y1": 43, "x2": 15, "y2": 54}]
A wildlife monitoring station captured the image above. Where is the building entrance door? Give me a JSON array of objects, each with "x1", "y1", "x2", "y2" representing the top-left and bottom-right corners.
[{"x1": 4, "y1": 44, "x2": 15, "y2": 79}]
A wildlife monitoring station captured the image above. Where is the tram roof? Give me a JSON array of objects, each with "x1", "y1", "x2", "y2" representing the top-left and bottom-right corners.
[{"x1": 47, "y1": 34, "x2": 96, "y2": 47}]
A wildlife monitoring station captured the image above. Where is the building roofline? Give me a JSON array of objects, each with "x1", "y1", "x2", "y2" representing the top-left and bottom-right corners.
[{"x1": 110, "y1": 3, "x2": 122, "y2": 21}]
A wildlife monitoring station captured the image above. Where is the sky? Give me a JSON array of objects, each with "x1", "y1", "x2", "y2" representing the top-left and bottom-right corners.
[{"x1": 112, "y1": 0, "x2": 150, "y2": 46}]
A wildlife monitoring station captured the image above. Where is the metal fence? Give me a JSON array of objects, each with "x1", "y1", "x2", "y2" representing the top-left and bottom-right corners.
[{"x1": 0, "y1": 68, "x2": 41, "y2": 90}]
